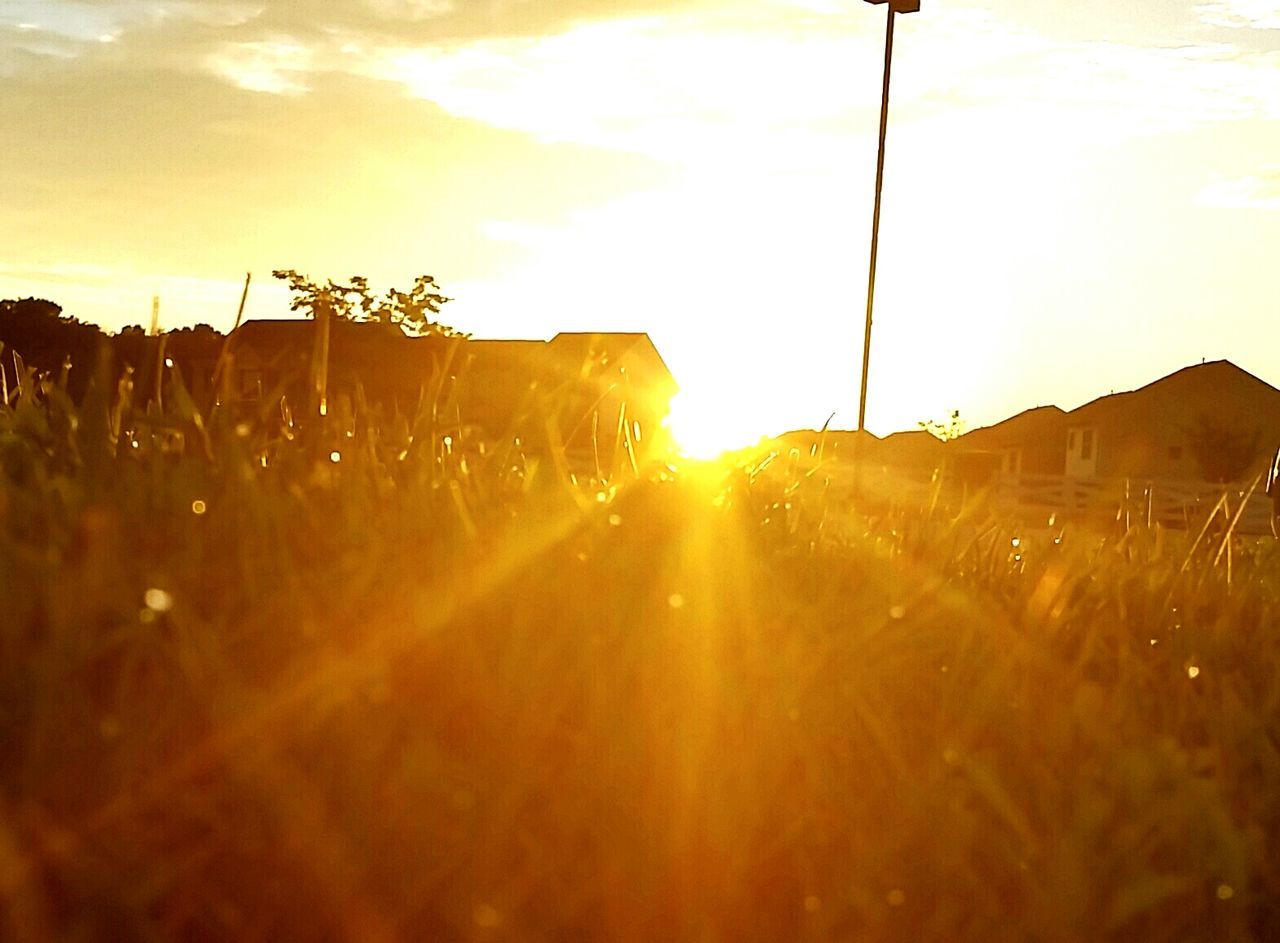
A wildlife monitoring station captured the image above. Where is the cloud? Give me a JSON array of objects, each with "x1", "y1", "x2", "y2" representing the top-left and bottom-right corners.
[
  {"x1": 9, "y1": 1, "x2": 1278, "y2": 155},
  {"x1": 356, "y1": 10, "x2": 887, "y2": 163},
  {"x1": 953, "y1": 40, "x2": 1280, "y2": 133},
  {"x1": 1, "y1": 0, "x2": 706, "y2": 48},
  {"x1": 334, "y1": 5, "x2": 1280, "y2": 168},
  {"x1": 1196, "y1": 1, "x2": 1280, "y2": 29},
  {"x1": 205, "y1": 37, "x2": 317, "y2": 93},
  {"x1": 0, "y1": 0, "x2": 727, "y2": 100},
  {"x1": 1198, "y1": 167, "x2": 1280, "y2": 209},
  {"x1": 0, "y1": 261, "x2": 295, "y2": 333},
  {"x1": 0, "y1": 262, "x2": 121, "y2": 287},
  {"x1": 1, "y1": 1, "x2": 260, "y2": 42},
  {"x1": 0, "y1": 61, "x2": 668, "y2": 296},
  {"x1": 248, "y1": 0, "x2": 703, "y2": 42},
  {"x1": 0, "y1": 1, "x2": 261, "y2": 77}
]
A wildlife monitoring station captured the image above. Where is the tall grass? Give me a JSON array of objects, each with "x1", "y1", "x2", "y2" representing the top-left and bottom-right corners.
[{"x1": 1, "y1": 353, "x2": 1279, "y2": 941}]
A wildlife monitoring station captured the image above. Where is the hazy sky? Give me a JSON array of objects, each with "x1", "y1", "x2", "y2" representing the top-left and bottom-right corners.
[{"x1": 3, "y1": 0, "x2": 1279, "y2": 451}]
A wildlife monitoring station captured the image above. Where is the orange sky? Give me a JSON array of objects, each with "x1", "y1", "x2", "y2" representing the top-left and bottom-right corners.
[{"x1": 3, "y1": 0, "x2": 1279, "y2": 453}]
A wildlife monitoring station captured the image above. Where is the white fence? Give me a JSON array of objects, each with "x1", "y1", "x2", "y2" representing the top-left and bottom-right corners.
[
  {"x1": 991, "y1": 472, "x2": 1275, "y2": 535},
  {"x1": 795, "y1": 459, "x2": 1276, "y2": 535}
]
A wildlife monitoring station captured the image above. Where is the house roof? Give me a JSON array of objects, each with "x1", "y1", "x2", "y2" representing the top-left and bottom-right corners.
[
  {"x1": 876, "y1": 429, "x2": 947, "y2": 464},
  {"x1": 881, "y1": 429, "x2": 943, "y2": 443},
  {"x1": 774, "y1": 428, "x2": 882, "y2": 446},
  {"x1": 957, "y1": 404, "x2": 1065, "y2": 447},
  {"x1": 232, "y1": 321, "x2": 666, "y2": 359},
  {"x1": 464, "y1": 338, "x2": 549, "y2": 361},
  {"x1": 549, "y1": 332, "x2": 677, "y2": 387},
  {"x1": 977, "y1": 404, "x2": 1064, "y2": 433},
  {"x1": 550, "y1": 332, "x2": 650, "y2": 357},
  {"x1": 230, "y1": 319, "x2": 312, "y2": 346},
  {"x1": 954, "y1": 359, "x2": 1280, "y2": 449},
  {"x1": 228, "y1": 319, "x2": 678, "y2": 393},
  {"x1": 1065, "y1": 359, "x2": 1280, "y2": 419}
]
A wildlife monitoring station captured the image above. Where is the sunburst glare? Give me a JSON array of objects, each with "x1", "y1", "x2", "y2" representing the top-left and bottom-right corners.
[{"x1": 666, "y1": 390, "x2": 765, "y2": 460}]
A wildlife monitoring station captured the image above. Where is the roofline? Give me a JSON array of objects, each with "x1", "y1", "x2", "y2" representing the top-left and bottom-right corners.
[
  {"x1": 958, "y1": 404, "x2": 1065, "y2": 440},
  {"x1": 227, "y1": 320, "x2": 680, "y2": 390},
  {"x1": 775, "y1": 428, "x2": 883, "y2": 441},
  {"x1": 552, "y1": 331, "x2": 653, "y2": 339},
  {"x1": 550, "y1": 332, "x2": 678, "y2": 391},
  {"x1": 1067, "y1": 359, "x2": 1280, "y2": 416},
  {"x1": 881, "y1": 429, "x2": 947, "y2": 441},
  {"x1": 959, "y1": 359, "x2": 1280, "y2": 438}
]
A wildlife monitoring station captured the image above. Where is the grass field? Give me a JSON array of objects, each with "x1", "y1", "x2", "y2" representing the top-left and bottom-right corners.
[{"x1": 2, "y1": 355, "x2": 1279, "y2": 941}]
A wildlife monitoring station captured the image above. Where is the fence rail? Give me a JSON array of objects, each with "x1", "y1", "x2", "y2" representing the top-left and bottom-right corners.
[
  {"x1": 992, "y1": 472, "x2": 1274, "y2": 535},
  {"x1": 802, "y1": 459, "x2": 1275, "y2": 535}
]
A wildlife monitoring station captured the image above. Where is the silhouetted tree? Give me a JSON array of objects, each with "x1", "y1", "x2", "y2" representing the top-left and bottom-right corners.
[
  {"x1": 1187, "y1": 414, "x2": 1262, "y2": 483},
  {"x1": 0, "y1": 300, "x2": 237, "y2": 405},
  {"x1": 272, "y1": 271, "x2": 464, "y2": 338},
  {"x1": 0, "y1": 298, "x2": 107, "y2": 398},
  {"x1": 919, "y1": 409, "x2": 965, "y2": 442},
  {"x1": 165, "y1": 324, "x2": 224, "y2": 362},
  {"x1": 112, "y1": 325, "x2": 151, "y2": 373},
  {"x1": 0, "y1": 297, "x2": 105, "y2": 366}
]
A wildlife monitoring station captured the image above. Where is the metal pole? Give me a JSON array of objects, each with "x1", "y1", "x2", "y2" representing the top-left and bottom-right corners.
[{"x1": 857, "y1": 5, "x2": 896, "y2": 434}]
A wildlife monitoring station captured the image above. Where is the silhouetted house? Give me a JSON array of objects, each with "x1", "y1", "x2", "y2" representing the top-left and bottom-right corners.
[
  {"x1": 771, "y1": 427, "x2": 949, "y2": 476},
  {"x1": 768, "y1": 428, "x2": 952, "y2": 481},
  {"x1": 453, "y1": 332, "x2": 676, "y2": 470},
  {"x1": 229, "y1": 318, "x2": 435, "y2": 408},
  {"x1": 876, "y1": 430, "x2": 947, "y2": 476},
  {"x1": 958, "y1": 360, "x2": 1280, "y2": 483},
  {"x1": 772, "y1": 429, "x2": 880, "y2": 466},
  {"x1": 530, "y1": 332, "x2": 677, "y2": 470},
  {"x1": 955, "y1": 405, "x2": 1067, "y2": 476},
  {"x1": 1061, "y1": 361, "x2": 1280, "y2": 481},
  {"x1": 226, "y1": 319, "x2": 677, "y2": 468},
  {"x1": 157, "y1": 325, "x2": 223, "y2": 404}
]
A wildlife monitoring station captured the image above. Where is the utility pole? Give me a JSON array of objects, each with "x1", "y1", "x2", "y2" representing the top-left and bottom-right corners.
[{"x1": 857, "y1": 0, "x2": 919, "y2": 434}]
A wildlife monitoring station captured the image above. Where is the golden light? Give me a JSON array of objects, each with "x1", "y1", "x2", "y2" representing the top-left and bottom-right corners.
[{"x1": 666, "y1": 390, "x2": 763, "y2": 461}]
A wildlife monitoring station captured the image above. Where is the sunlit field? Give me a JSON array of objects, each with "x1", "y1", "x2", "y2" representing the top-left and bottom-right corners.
[{"x1": 3, "y1": 355, "x2": 1280, "y2": 942}]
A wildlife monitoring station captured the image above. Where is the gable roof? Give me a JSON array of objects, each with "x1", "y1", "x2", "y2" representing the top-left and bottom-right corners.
[
  {"x1": 876, "y1": 429, "x2": 947, "y2": 466},
  {"x1": 227, "y1": 320, "x2": 678, "y2": 392},
  {"x1": 880, "y1": 429, "x2": 938, "y2": 442},
  {"x1": 232, "y1": 321, "x2": 665, "y2": 359},
  {"x1": 957, "y1": 405, "x2": 1065, "y2": 447},
  {"x1": 958, "y1": 360, "x2": 1280, "y2": 444},
  {"x1": 549, "y1": 332, "x2": 650, "y2": 358},
  {"x1": 230, "y1": 318, "x2": 312, "y2": 347},
  {"x1": 1066, "y1": 359, "x2": 1280, "y2": 420},
  {"x1": 774, "y1": 428, "x2": 882, "y2": 448},
  {"x1": 549, "y1": 332, "x2": 677, "y2": 387}
]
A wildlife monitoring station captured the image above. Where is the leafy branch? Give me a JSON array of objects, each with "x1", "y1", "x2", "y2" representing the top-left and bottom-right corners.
[{"x1": 272, "y1": 271, "x2": 465, "y2": 338}]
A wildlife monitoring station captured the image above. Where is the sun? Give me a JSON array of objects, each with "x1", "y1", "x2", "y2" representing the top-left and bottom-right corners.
[{"x1": 665, "y1": 390, "x2": 766, "y2": 461}]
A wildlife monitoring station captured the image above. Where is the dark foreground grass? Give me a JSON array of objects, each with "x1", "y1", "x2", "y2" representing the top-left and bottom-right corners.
[{"x1": 2, "y1": 361, "x2": 1280, "y2": 941}]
